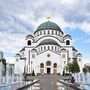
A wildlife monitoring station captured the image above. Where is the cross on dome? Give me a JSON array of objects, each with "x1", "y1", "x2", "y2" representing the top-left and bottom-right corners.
[{"x1": 46, "y1": 16, "x2": 51, "y2": 21}]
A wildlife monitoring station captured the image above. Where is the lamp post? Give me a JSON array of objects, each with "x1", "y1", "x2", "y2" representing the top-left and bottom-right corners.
[
  {"x1": 23, "y1": 58, "x2": 26, "y2": 81},
  {"x1": 31, "y1": 61, "x2": 33, "y2": 76},
  {"x1": 57, "y1": 65, "x2": 60, "y2": 75},
  {"x1": 37, "y1": 65, "x2": 40, "y2": 75}
]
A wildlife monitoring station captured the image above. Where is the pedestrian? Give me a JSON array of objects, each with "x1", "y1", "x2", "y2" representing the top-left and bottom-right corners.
[{"x1": 71, "y1": 77, "x2": 75, "y2": 83}]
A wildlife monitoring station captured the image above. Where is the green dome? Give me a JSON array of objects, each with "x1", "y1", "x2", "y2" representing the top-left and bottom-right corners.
[
  {"x1": 36, "y1": 21, "x2": 61, "y2": 31},
  {"x1": 38, "y1": 39, "x2": 60, "y2": 46}
]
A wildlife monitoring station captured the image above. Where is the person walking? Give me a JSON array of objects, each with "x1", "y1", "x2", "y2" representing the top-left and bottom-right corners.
[{"x1": 71, "y1": 77, "x2": 75, "y2": 83}]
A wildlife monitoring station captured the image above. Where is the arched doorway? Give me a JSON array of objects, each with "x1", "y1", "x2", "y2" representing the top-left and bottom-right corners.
[
  {"x1": 40, "y1": 63, "x2": 44, "y2": 75},
  {"x1": 46, "y1": 61, "x2": 51, "y2": 74},
  {"x1": 53, "y1": 63, "x2": 57, "y2": 74}
]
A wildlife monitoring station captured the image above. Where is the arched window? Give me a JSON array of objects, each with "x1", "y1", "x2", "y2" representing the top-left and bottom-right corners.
[
  {"x1": 58, "y1": 47, "x2": 59, "y2": 51},
  {"x1": 27, "y1": 40, "x2": 31, "y2": 45},
  {"x1": 46, "y1": 61, "x2": 51, "y2": 66},
  {"x1": 66, "y1": 40, "x2": 70, "y2": 45},
  {"x1": 64, "y1": 61, "x2": 66, "y2": 64},
  {"x1": 52, "y1": 46, "x2": 53, "y2": 50},
  {"x1": 40, "y1": 31, "x2": 42, "y2": 35},
  {"x1": 40, "y1": 63, "x2": 44, "y2": 68},
  {"x1": 59, "y1": 32, "x2": 60, "y2": 35},
  {"x1": 56, "y1": 31, "x2": 57, "y2": 35},
  {"x1": 16, "y1": 58, "x2": 19, "y2": 62},
  {"x1": 62, "y1": 54, "x2": 65, "y2": 58},
  {"x1": 48, "y1": 30, "x2": 50, "y2": 34},
  {"x1": 44, "y1": 31, "x2": 45, "y2": 34},
  {"x1": 44, "y1": 46, "x2": 46, "y2": 50},
  {"x1": 55, "y1": 46, "x2": 56, "y2": 50},
  {"x1": 48, "y1": 46, "x2": 50, "y2": 50},
  {"x1": 32, "y1": 54, "x2": 35, "y2": 58},
  {"x1": 53, "y1": 63, "x2": 57, "y2": 68},
  {"x1": 52, "y1": 31, "x2": 53, "y2": 35},
  {"x1": 41, "y1": 46, "x2": 42, "y2": 50}
]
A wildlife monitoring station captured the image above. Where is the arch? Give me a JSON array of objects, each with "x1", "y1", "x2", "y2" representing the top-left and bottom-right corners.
[
  {"x1": 53, "y1": 63, "x2": 57, "y2": 68},
  {"x1": 27, "y1": 40, "x2": 31, "y2": 45},
  {"x1": 40, "y1": 63, "x2": 44, "y2": 68},
  {"x1": 46, "y1": 61, "x2": 51, "y2": 66},
  {"x1": 36, "y1": 36, "x2": 62, "y2": 47},
  {"x1": 66, "y1": 40, "x2": 70, "y2": 45}
]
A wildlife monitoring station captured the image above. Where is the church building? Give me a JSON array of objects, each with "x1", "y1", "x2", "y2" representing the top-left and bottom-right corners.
[{"x1": 15, "y1": 20, "x2": 83, "y2": 75}]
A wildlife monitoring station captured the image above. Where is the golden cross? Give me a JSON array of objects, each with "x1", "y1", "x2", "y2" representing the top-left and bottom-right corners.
[{"x1": 46, "y1": 16, "x2": 51, "y2": 21}]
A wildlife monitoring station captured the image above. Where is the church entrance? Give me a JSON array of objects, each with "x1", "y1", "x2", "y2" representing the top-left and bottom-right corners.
[
  {"x1": 46, "y1": 61, "x2": 51, "y2": 74},
  {"x1": 47, "y1": 68, "x2": 50, "y2": 74}
]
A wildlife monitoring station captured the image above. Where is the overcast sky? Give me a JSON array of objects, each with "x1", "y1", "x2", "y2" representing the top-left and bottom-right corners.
[{"x1": 0, "y1": 0, "x2": 90, "y2": 64}]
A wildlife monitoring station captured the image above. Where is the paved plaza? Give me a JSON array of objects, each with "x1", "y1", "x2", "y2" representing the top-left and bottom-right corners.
[
  {"x1": 24, "y1": 75, "x2": 74, "y2": 90},
  {"x1": 39, "y1": 75, "x2": 60, "y2": 90}
]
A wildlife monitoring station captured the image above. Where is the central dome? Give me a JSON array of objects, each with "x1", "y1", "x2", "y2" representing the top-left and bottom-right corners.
[{"x1": 36, "y1": 21, "x2": 61, "y2": 31}]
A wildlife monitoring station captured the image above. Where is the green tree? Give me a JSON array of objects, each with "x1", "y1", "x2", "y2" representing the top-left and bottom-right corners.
[
  {"x1": 72, "y1": 58, "x2": 80, "y2": 73},
  {"x1": 65, "y1": 63, "x2": 73, "y2": 77},
  {"x1": 66, "y1": 63, "x2": 73, "y2": 73},
  {"x1": 66, "y1": 58, "x2": 80, "y2": 74}
]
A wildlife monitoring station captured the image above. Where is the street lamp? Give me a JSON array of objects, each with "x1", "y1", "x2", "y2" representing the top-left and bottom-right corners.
[
  {"x1": 21, "y1": 57, "x2": 26, "y2": 80},
  {"x1": 24, "y1": 58, "x2": 27, "y2": 81},
  {"x1": 31, "y1": 61, "x2": 33, "y2": 76},
  {"x1": 37, "y1": 65, "x2": 40, "y2": 75}
]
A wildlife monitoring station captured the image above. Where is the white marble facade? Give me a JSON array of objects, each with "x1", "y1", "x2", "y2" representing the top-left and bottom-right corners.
[{"x1": 15, "y1": 21, "x2": 83, "y2": 75}]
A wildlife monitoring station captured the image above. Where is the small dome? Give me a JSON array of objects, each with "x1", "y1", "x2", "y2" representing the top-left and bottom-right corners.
[
  {"x1": 64, "y1": 34, "x2": 72, "y2": 40},
  {"x1": 31, "y1": 49, "x2": 37, "y2": 52},
  {"x1": 77, "y1": 53, "x2": 82, "y2": 56},
  {"x1": 26, "y1": 34, "x2": 34, "y2": 40},
  {"x1": 38, "y1": 39, "x2": 60, "y2": 46},
  {"x1": 61, "y1": 48, "x2": 66, "y2": 51},
  {"x1": 15, "y1": 53, "x2": 20, "y2": 57},
  {"x1": 35, "y1": 21, "x2": 63, "y2": 33}
]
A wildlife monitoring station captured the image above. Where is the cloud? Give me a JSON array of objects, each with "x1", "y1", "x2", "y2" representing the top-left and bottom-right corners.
[
  {"x1": 80, "y1": 22, "x2": 90, "y2": 33},
  {"x1": 0, "y1": 0, "x2": 90, "y2": 63}
]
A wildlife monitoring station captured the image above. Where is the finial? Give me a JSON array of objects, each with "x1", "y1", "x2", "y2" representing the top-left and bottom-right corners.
[{"x1": 46, "y1": 16, "x2": 51, "y2": 21}]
